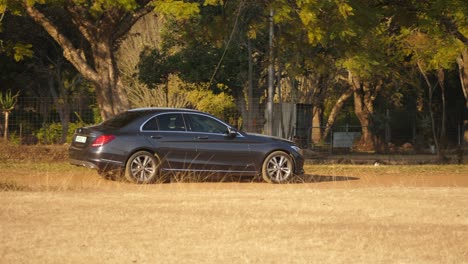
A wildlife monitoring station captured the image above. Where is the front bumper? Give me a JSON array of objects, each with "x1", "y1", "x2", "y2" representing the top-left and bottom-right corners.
[{"x1": 290, "y1": 149, "x2": 305, "y2": 175}]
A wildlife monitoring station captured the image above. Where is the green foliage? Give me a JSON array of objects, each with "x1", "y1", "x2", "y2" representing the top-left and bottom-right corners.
[
  {"x1": 12, "y1": 42, "x2": 33, "y2": 61},
  {"x1": 186, "y1": 87, "x2": 236, "y2": 120},
  {"x1": 6, "y1": 131, "x2": 21, "y2": 145},
  {"x1": 402, "y1": 30, "x2": 464, "y2": 71},
  {"x1": 92, "y1": 106, "x2": 102, "y2": 124},
  {"x1": 138, "y1": 49, "x2": 174, "y2": 87},
  {"x1": 0, "y1": 90, "x2": 19, "y2": 113},
  {"x1": 1, "y1": 0, "x2": 467, "y2": 148},
  {"x1": 35, "y1": 121, "x2": 88, "y2": 144},
  {"x1": 152, "y1": 0, "x2": 200, "y2": 19},
  {"x1": 0, "y1": 40, "x2": 34, "y2": 61},
  {"x1": 89, "y1": 0, "x2": 139, "y2": 14}
]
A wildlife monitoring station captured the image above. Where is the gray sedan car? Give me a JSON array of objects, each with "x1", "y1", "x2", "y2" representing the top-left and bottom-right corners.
[{"x1": 69, "y1": 108, "x2": 304, "y2": 183}]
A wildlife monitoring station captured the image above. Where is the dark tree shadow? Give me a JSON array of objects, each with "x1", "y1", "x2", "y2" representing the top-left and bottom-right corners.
[
  {"x1": 289, "y1": 174, "x2": 360, "y2": 184},
  {"x1": 163, "y1": 172, "x2": 360, "y2": 184}
]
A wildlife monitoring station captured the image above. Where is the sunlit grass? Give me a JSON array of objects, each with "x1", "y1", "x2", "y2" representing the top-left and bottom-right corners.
[
  {"x1": 1, "y1": 158, "x2": 467, "y2": 263},
  {"x1": 1, "y1": 186, "x2": 467, "y2": 263}
]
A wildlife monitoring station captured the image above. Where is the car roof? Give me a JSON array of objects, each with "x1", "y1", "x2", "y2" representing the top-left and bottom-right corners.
[{"x1": 127, "y1": 107, "x2": 202, "y2": 114}]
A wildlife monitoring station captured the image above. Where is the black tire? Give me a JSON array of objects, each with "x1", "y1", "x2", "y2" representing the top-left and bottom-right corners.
[
  {"x1": 261, "y1": 151, "x2": 293, "y2": 184},
  {"x1": 125, "y1": 151, "x2": 161, "y2": 184}
]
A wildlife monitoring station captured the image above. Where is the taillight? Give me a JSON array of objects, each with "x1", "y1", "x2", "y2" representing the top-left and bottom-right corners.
[{"x1": 91, "y1": 135, "x2": 115, "y2": 147}]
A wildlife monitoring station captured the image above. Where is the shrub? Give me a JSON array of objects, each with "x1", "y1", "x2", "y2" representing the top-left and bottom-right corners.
[{"x1": 35, "y1": 122, "x2": 88, "y2": 144}]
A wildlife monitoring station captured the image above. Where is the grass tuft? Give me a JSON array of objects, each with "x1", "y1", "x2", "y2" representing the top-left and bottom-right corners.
[
  {"x1": 0, "y1": 181, "x2": 30, "y2": 192},
  {"x1": 0, "y1": 141, "x2": 68, "y2": 163}
]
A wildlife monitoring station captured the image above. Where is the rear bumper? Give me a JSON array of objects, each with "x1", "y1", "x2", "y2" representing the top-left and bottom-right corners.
[
  {"x1": 69, "y1": 157, "x2": 124, "y2": 171},
  {"x1": 69, "y1": 146, "x2": 125, "y2": 172},
  {"x1": 69, "y1": 159, "x2": 100, "y2": 169}
]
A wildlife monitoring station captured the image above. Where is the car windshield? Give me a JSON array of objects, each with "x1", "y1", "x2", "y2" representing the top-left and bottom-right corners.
[{"x1": 100, "y1": 111, "x2": 148, "y2": 128}]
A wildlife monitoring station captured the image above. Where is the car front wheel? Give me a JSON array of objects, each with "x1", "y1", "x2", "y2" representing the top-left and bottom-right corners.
[
  {"x1": 125, "y1": 151, "x2": 161, "y2": 184},
  {"x1": 261, "y1": 151, "x2": 293, "y2": 183}
]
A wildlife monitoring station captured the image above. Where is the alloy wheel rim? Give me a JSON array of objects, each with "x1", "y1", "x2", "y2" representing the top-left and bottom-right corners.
[
  {"x1": 131, "y1": 155, "x2": 156, "y2": 181},
  {"x1": 266, "y1": 155, "x2": 292, "y2": 182}
]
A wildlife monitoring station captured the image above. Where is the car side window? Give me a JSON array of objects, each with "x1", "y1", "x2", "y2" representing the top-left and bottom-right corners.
[
  {"x1": 186, "y1": 114, "x2": 228, "y2": 134},
  {"x1": 142, "y1": 117, "x2": 158, "y2": 131},
  {"x1": 156, "y1": 113, "x2": 186, "y2": 131}
]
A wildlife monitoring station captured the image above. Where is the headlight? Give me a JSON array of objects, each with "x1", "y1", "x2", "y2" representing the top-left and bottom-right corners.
[{"x1": 291, "y1": 145, "x2": 303, "y2": 156}]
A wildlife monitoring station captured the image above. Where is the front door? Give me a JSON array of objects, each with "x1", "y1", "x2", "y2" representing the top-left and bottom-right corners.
[{"x1": 183, "y1": 113, "x2": 255, "y2": 173}]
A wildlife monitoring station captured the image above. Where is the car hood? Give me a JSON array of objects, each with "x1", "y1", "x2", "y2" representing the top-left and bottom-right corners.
[{"x1": 244, "y1": 132, "x2": 295, "y2": 145}]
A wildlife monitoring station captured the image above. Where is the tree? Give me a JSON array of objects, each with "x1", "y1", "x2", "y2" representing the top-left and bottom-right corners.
[
  {"x1": 151, "y1": 1, "x2": 260, "y2": 127},
  {"x1": 10, "y1": 0, "x2": 199, "y2": 120},
  {"x1": 0, "y1": 89, "x2": 19, "y2": 140},
  {"x1": 396, "y1": 0, "x2": 466, "y2": 155},
  {"x1": 416, "y1": 0, "x2": 468, "y2": 108},
  {"x1": 0, "y1": 4, "x2": 33, "y2": 61},
  {"x1": 2, "y1": 9, "x2": 91, "y2": 143}
]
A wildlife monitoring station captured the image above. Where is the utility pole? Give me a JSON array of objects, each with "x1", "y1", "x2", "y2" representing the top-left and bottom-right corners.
[{"x1": 266, "y1": 8, "x2": 275, "y2": 136}]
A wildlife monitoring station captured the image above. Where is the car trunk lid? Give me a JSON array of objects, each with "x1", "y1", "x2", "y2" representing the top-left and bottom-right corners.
[{"x1": 71, "y1": 126, "x2": 105, "y2": 148}]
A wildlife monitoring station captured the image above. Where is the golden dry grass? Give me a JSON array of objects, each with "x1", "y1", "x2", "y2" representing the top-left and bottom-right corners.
[{"x1": 0, "y1": 162, "x2": 467, "y2": 263}]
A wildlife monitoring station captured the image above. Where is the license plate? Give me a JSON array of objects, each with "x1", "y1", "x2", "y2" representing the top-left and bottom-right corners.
[{"x1": 75, "y1": 135, "x2": 87, "y2": 143}]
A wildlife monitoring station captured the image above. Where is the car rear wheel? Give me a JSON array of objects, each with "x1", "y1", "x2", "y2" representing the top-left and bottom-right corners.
[
  {"x1": 261, "y1": 151, "x2": 293, "y2": 184},
  {"x1": 125, "y1": 151, "x2": 161, "y2": 184}
]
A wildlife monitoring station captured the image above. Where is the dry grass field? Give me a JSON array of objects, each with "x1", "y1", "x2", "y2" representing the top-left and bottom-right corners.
[{"x1": 0, "y1": 144, "x2": 467, "y2": 263}]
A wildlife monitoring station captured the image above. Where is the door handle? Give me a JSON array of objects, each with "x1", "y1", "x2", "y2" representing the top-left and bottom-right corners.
[
  {"x1": 197, "y1": 136, "x2": 209, "y2": 140},
  {"x1": 151, "y1": 135, "x2": 162, "y2": 139}
]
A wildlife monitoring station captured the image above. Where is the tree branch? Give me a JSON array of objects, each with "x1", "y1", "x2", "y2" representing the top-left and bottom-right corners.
[
  {"x1": 440, "y1": 16, "x2": 468, "y2": 45},
  {"x1": 112, "y1": 4, "x2": 154, "y2": 49},
  {"x1": 24, "y1": 2, "x2": 100, "y2": 83},
  {"x1": 66, "y1": 4, "x2": 98, "y2": 44}
]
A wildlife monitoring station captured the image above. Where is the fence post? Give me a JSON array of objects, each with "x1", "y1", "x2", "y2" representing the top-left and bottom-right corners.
[{"x1": 19, "y1": 123, "x2": 23, "y2": 145}]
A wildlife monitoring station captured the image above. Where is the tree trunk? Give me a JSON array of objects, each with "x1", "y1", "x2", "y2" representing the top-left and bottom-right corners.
[
  {"x1": 349, "y1": 72, "x2": 382, "y2": 151},
  {"x1": 437, "y1": 68, "x2": 447, "y2": 156},
  {"x1": 49, "y1": 59, "x2": 73, "y2": 144},
  {"x1": 47, "y1": 74, "x2": 70, "y2": 144},
  {"x1": 353, "y1": 90, "x2": 373, "y2": 149},
  {"x1": 322, "y1": 87, "x2": 354, "y2": 140},
  {"x1": 418, "y1": 62, "x2": 440, "y2": 155},
  {"x1": 312, "y1": 105, "x2": 322, "y2": 143},
  {"x1": 3, "y1": 111, "x2": 8, "y2": 141},
  {"x1": 309, "y1": 75, "x2": 328, "y2": 144},
  {"x1": 266, "y1": 8, "x2": 275, "y2": 136},
  {"x1": 457, "y1": 49, "x2": 468, "y2": 143},
  {"x1": 458, "y1": 49, "x2": 468, "y2": 105},
  {"x1": 25, "y1": 3, "x2": 136, "y2": 120},
  {"x1": 92, "y1": 42, "x2": 130, "y2": 120},
  {"x1": 246, "y1": 37, "x2": 255, "y2": 132},
  {"x1": 286, "y1": 77, "x2": 298, "y2": 139}
]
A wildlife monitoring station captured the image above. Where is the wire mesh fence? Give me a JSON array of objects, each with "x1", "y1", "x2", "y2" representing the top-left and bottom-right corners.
[
  {"x1": 1, "y1": 96, "x2": 97, "y2": 144},
  {"x1": 1, "y1": 97, "x2": 466, "y2": 154}
]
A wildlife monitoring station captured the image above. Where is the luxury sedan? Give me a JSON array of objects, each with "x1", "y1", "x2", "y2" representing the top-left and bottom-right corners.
[{"x1": 69, "y1": 108, "x2": 304, "y2": 183}]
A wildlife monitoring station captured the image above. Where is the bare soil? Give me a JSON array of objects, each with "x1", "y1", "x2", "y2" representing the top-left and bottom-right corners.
[{"x1": 1, "y1": 162, "x2": 467, "y2": 263}]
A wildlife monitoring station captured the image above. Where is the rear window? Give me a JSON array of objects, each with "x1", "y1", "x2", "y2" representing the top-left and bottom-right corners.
[
  {"x1": 100, "y1": 111, "x2": 148, "y2": 128},
  {"x1": 156, "y1": 113, "x2": 186, "y2": 131}
]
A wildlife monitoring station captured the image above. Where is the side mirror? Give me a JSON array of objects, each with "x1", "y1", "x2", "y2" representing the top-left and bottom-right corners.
[{"x1": 226, "y1": 127, "x2": 238, "y2": 138}]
